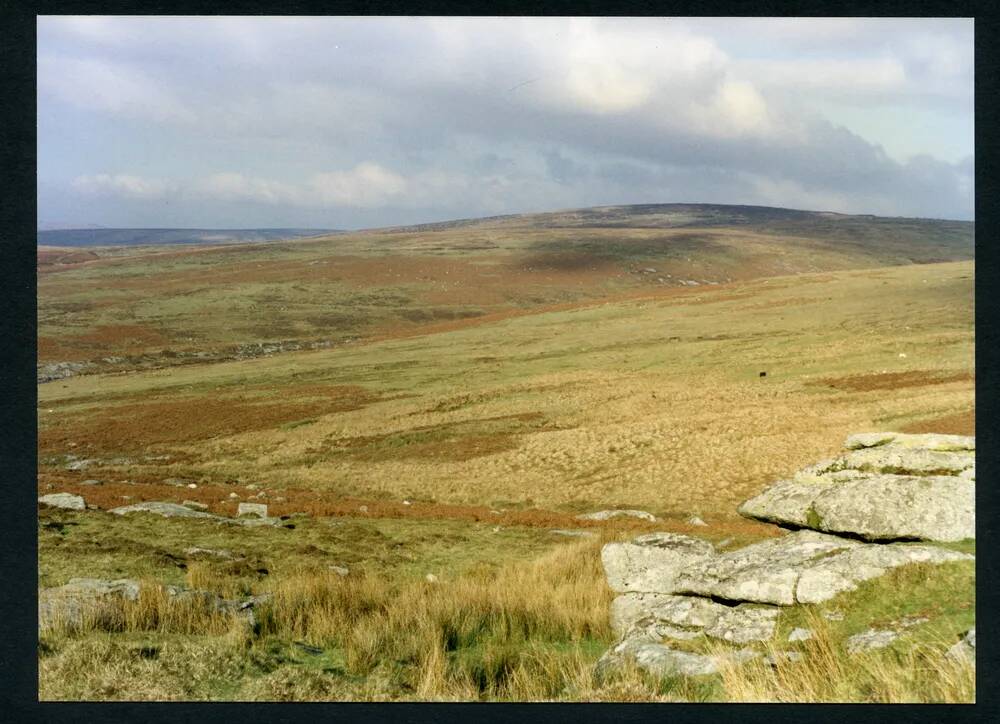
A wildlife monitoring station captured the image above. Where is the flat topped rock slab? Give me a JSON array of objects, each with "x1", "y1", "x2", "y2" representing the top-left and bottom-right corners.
[
  {"x1": 794, "y1": 542, "x2": 972, "y2": 604},
  {"x1": 673, "y1": 530, "x2": 858, "y2": 606},
  {"x1": 845, "y1": 432, "x2": 974, "y2": 452},
  {"x1": 39, "y1": 493, "x2": 86, "y2": 511},
  {"x1": 578, "y1": 509, "x2": 657, "y2": 522},
  {"x1": 821, "y1": 447, "x2": 974, "y2": 477},
  {"x1": 237, "y1": 502, "x2": 268, "y2": 518},
  {"x1": 673, "y1": 530, "x2": 972, "y2": 606},
  {"x1": 38, "y1": 578, "x2": 141, "y2": 631},
  {"x1": 602, "y1": 533, "x2": 715, "y2": 593},
  {"x1": 739, "y1": 474, "x2": 974, "y2": 542},
  {"x1": 109, "y1": 501, "x2": 281, "y2": 527},
  {"x1": 38, "y1": 577, "x2": 273, "y2": 632},
  {"x1": 48, "y1": 577, "x2": 142, "y2": 600},
  {"x1": 811, "y1": 475, "x2": 973, "y2": 542},
  {"x1": 110, "y1": 501, "x2": 221, "y2": 519}
]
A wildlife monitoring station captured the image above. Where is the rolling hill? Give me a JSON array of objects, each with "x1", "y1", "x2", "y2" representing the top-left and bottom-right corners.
[
  {"x1": 37, "y1": 227, "x2": 338, "y2": 248},
  {"x1": 37, "y1": 203, "x2": 973, "y2": 376}
]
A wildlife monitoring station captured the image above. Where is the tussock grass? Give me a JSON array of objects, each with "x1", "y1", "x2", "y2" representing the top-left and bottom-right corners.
[
  {"x1": 252, "y1": 539, "x2": 613, "y2": 697},
  {"x1": 39, "y1": 537, "x2": 975, "y2": 702},
  {"x1": 41, "y1": 540, "x2": 620, "y2": 701},
  {"x1": 714, "y1": 610, "x2": 975, "y2": 703}
]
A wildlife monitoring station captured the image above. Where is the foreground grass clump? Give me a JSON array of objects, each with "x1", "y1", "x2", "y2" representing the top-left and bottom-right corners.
[
  {"x1": 253, "y1": 540, "x2": 612, "y2": 699},
  {"x1": 716, "y1": 613, "x2": 974, "y2": 703},
  {"x1": 39, "y1": 540, "x2": 624, "y2": 701},
  {"x1": 713, "y1": 557, "x2": 975, "y2": 703}
]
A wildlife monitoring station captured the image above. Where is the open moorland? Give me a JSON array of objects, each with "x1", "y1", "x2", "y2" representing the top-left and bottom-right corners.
[{"x1": 37, "y1": 204, "x2": 975, "y2": 701}]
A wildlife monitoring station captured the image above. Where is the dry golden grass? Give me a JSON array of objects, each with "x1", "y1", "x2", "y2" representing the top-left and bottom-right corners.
[
  {"x1": 714, "y1": 610, "x2": 975, "y2": 703},
  {"x1": 39, "y1": 540, "x2": 621, "y2": 701},
  {"x1": 41, "y1": 262, "x2": 973, "y2": 520}
]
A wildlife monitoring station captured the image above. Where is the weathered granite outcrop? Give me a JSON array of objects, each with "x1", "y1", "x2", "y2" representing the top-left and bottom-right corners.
[
  {"x1": 603, "y1": 529, "x2": 972, "y2": 607},
  {"x1": 610, "y1": 592, "x2": 779, "y2": 643},
  {"x1": 947, "y1": 628, "x2": 976, "y2": 664},
  {"x1": 844, "y1": 432, "x2": 974, "y2": 452},
  {"x1": 738, "y1": 475, "x2": 973, "y2": 542},
  {"x1": 601, "y1": 533, "x2": 715, "y2": 593},
  {"x1": 737, "y1": 433, "x2": 975, "y2": 542},
  {"x1": 595, "y1": 433, "x2": 976, "y2": 682}
]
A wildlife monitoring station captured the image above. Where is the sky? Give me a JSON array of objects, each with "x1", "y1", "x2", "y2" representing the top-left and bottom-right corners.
[{"x1": 37, "y1": 16, "x2": 975, "y2": 229}]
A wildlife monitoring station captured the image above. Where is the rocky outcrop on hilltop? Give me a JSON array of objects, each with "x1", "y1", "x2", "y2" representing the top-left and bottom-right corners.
[{"x1": 595, "y1": 433, "x2": 975, "y2": 680}]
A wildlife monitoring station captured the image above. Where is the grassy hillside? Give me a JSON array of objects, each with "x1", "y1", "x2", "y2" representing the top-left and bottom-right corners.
[
  {"x1": 38, "y1": 228, "x2": 337, "y2": 248},
  {"x1": 40, "y1": 259, "x2": 973, "y2": 515},
  {"x1": 37, "y1": 204, "x2": 973, "y2": 373}
]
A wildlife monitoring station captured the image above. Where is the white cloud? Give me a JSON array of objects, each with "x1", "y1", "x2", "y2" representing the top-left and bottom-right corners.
[
  {"x1": 88, "y1": 163, "x2": 412, "y2": 209},
  {"x1": 309, "y1": 163, "x2": 408, "y2": 207},
  {"x1": 72, "y1": 173, "x2": 177, "y2": 199},
  {"x1": 197, "y1": 173, "x2": 298, "y2": 205},
  {"x1": 735, "y1": 57, "x2": 908, "y2": 96}
]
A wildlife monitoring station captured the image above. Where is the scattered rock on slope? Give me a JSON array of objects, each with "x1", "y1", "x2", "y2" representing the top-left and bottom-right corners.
[
  {"x1": 237, "y1": 502, "x2": 268, "y2": 518},
  {"x1": 38, "y1": 577, "x2": 272, "y2": 632},
  {"x1": 845, "y1": 629, "x2": 899, "y2": 654},
  {"x1": 109, "y1": 501, "x2": 281, "y2": 527},
  {"x1": 947, "y1": 628, "x2": 976, "y2": 664},
  {"x1": 111, "y1": 501, "x2": 221, "y2": 519},
  {"x1": 38, "y1": 493, "x2": 86, "y2": 511},
  {"x1": 788, "y1": 628, "x2": 813, "y2": 642},
  {"x1": 185, "y1": 547, "x2": 235, "y2": 559},
  {"x1": 577, "y1": 509, "x2": 657, "y2": 522}
]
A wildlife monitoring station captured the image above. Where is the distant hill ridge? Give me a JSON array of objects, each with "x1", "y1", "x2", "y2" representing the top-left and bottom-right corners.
[
  {"x1": 37, "y1": 228, "x2": 339, "y2": 247},
  {"x1": 374, "y1": 203, "x2": 974, "y2": 234}
]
